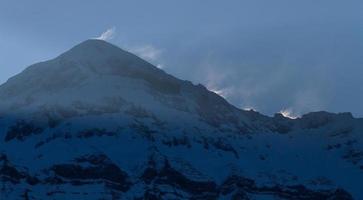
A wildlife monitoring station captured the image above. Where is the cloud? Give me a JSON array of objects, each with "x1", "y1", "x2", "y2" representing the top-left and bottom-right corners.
[{"x1": 96, "y1": 27, "x2": 116, "y2": 41}]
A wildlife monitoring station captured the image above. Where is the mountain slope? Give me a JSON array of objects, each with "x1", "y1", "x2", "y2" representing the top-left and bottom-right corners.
[{"x1": 0, "y1": 40, "x2": 362, "y2": 200}]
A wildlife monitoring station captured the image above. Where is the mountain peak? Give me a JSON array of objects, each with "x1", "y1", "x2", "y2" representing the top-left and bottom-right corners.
[
  {"x1": 1, "y1": 40, "x2": 362, "y2": 200},
  {"x1": 73, "y1": 39, "x2": 116, "y2": 48},
  {"x1": 0, "y1": 39, "x2": 175, "y2": 99},
  {"x1": 61, "y1": 39, "x2": 124, "y2": 57},
  {"x1": 78, "y1": 39, "x2": 114, "y2": 46},
  {"x1": 58, "y1": 39, "x2": 147, "y2": 66}
]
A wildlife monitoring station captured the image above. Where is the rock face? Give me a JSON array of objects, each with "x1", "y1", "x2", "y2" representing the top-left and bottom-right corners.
[{"x1": 0, "y1": 40, "x2": 362, "y2": 199}]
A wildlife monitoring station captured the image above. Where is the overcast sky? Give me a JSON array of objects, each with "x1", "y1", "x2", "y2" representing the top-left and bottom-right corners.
[{"x1": 1, "y1": 0, "x2": 362, "y2": 117}]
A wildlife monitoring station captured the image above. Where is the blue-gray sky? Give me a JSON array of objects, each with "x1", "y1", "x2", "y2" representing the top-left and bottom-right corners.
[{"x1": 1, "y1": 0, "x2": 363, "y2": 117}]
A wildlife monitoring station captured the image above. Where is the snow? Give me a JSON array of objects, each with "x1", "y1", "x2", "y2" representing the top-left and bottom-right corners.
[{"x1": 1, "y1": 39, "x2": 362, "y2": 199}]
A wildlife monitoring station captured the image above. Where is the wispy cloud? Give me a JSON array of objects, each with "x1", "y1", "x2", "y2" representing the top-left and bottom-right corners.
[{"x1": 96, "y1": 27, "x2": 116, "y2": 41}]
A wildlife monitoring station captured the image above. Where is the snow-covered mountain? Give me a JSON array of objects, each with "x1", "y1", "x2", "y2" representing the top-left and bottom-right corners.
[{"x1": 0, "y1": 39, "x2": 362, "y2": 200}]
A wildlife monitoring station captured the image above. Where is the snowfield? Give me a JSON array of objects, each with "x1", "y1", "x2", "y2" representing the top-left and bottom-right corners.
[{"x1": 0, "y1": 40, "x2": 362, "y2": 199}]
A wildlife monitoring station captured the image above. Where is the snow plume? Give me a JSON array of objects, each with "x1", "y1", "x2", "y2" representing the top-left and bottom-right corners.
[
  {"x1": 243, "y1": 106, "x2": 257, "y2": 112},
  {"x1": 209, "y1": 87, "x2": 228, "y2": 98},
  {"x1": 131, "y1": 45, "x2": 161, "y2": 61},
  {"x1": 204, "y1": 66, "x2": 231, "y2": 98},
  {"x1": 130, "y1": 45, "x2": 163, "y2": 68},
  {"x1": 279, "y1": 108, "x2": 298, "y2": 119},
  {"x1": 96, "y1": 27, "x2": 116, "y2": 41},
  {"x1": 207, "y1": 82, "x2": 233, "y2": 99}
]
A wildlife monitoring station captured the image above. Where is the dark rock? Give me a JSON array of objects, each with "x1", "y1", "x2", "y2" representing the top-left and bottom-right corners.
[
  {"x1": 220, "y1": 175, "x2": 353, "y2": 200},
  {"x1": 5, "y1": 120, "x2": 43, "y2": 142},
  {"x1": 51, "y1": 154, "x2": 131, "y2": 192},
  {"x1": 141, "y1": 159, "x2": 218, "y2": 199}
]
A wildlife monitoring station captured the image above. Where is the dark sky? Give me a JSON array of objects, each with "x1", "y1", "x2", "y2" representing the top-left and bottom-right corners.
[{"x1": 1, "y1": 0, "x2": 362, "y2": 117}]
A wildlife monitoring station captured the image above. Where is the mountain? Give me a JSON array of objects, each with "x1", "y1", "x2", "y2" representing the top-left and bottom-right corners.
[{"x1": 0, "y1": 39, "x2": 362, "y2": 200}]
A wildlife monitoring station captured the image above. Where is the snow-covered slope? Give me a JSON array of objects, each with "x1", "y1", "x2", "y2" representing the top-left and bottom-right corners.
[{"x1": 0, "y1": 40, "x2": 362, "y2": 200}]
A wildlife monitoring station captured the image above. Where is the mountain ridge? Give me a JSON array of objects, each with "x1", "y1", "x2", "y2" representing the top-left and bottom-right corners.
[
  {"x1": 0, "y1": 39, "x2": 359, "y2": 121},
  {"x1": 0, "y1": 39, "x2": 362, "y2": 199}
]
